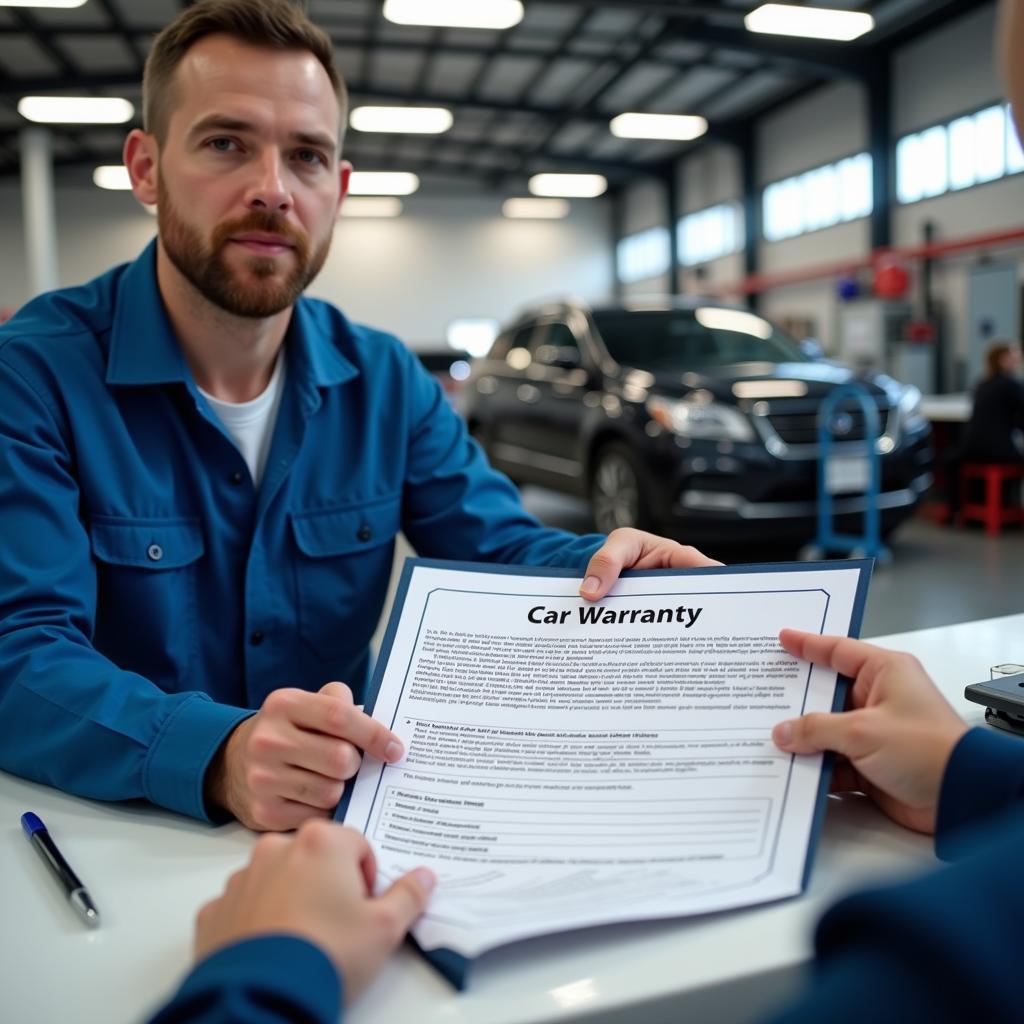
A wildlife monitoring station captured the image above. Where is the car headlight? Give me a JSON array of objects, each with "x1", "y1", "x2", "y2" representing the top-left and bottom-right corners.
[
  {"x1": 897, "y1": 385, "x2": 926, "y2": 433},
  {"x1": 647, "y1": 395, "x2": 755, "y2": 443}
]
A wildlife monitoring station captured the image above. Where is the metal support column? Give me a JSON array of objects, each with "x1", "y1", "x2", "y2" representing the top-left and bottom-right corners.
[
  {"x1": 663, "y1": 166, "x2": 681, "y2": 297},
  {"x1": 739, "y1": 124, "x2": 760, "y2": 313},
  {"x1": 20, "y1": 127, "x2": 59, "y2": 297},
  {"x1": 867, "y1": 58, "x2": 892, "y2": 251}
]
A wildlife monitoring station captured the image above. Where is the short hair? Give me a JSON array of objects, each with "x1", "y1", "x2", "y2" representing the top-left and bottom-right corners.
[
  {"x1": 985, "y1": 340, "x2": 1019, "y2": 377},
  {"x1": 143, "y1": 0, "x2": 347, "y2": 145}
]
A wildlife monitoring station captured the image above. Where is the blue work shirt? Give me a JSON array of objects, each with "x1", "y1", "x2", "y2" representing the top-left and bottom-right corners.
[{"x1": 0, "y1": 240, "x2": 603, "y2": 821}]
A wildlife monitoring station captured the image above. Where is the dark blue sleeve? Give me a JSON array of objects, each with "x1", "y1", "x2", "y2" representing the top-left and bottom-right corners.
[
  {"x1": 147, "y1": 936, "x2": 341, "y2": 1024},
  {"x1": 934, "y1": 726, "x2": 1024, "y2": 860},
  {"x1": 765, "y1": 813, "x2": 1024, "y2": 1024}
]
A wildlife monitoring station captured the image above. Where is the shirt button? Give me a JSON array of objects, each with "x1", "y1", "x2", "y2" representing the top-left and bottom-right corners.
[
  {"x1": 249, "y1": 630, "x2": 264, "y2": 646},
  {"x1": 147, "y1": 544, "x2": 163, "y2": 562},
  {"x1": 230, "y1": 471, "x2": 245, "y2": 485},
  {"x1": 357, "y1": 524, "x2": 372, "y2": 542}
]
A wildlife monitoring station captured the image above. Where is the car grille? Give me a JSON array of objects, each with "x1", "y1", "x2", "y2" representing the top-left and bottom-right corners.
[{"x1": 766, "y1": 400, "x2": 889, "y2": 446}]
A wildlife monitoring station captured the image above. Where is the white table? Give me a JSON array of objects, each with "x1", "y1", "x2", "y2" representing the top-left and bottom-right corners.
[{"x1": 3, "y1": 614, "x2": 1021, "y2": 1024}]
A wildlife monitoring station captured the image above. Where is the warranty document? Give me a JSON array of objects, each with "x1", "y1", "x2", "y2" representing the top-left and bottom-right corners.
[{"x1": 341, "y1": 558, "x2": 870, "y2": 965}]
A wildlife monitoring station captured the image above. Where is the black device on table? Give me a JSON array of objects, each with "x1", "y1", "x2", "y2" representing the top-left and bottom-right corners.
[{"x1": 965, "y1": 672, "x2": 1024, "y2": 737}]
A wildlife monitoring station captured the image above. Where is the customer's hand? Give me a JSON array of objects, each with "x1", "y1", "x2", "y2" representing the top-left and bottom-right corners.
[
  {"x1": 205, "y1": 682, "x2": 404, "y2": 831},
  {"x1": 194, "y1": 820, "x2": 434, "y2": 1000},
  {"x1": 772, "y1": 629, "x2": 969, "y2": 834},
  {"x1": 579, "y1": 528, "x2": 722, "y2": 600}
]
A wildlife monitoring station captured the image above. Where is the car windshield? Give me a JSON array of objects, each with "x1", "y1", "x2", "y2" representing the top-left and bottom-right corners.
[{"x1": 591, "y1": 308, "x2": 810, "y2": 372}]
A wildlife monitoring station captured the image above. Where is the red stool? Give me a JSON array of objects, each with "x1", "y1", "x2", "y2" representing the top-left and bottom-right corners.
[{"x1": 958, "y1": 463, "x2": 1024, "y2": 535}]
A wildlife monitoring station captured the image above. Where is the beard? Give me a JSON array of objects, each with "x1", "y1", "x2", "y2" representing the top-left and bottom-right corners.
[{"x1": 157, "y1": 179, "x2": 332, "y2": 318}]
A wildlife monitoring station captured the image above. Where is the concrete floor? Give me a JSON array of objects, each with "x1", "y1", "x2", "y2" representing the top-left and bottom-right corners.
[
  {"x1": 515, "y1": 486, "x2": 1024, "y2": 639},
  {"x1": 382, "y1": 486, "x2": 1024, "y2": 650}
]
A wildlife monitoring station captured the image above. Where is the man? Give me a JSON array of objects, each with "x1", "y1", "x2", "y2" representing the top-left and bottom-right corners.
[{"x1": 0, "y1": 0, "x2": 715, "y2": 833}]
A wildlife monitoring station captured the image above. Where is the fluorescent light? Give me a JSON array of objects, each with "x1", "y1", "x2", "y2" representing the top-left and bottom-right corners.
[
  {"x1": 350, "y1": 106, "x2": 453, "y2": 135},
  {"x1": 0, "y1": 1, "x2": 88, "y2": 7},
  {"x1": 502, "y1": 197, "x2": 570, "y2": 219},
  {"x1": 528, "y1": 173, "x2": 607, "y2": 198},
  {"x1": 93, "y1": 165, "x2": 131, "y2": 190},
  {"x1": 340, "y1": 197, "x2": 403, "y2": 218},
  {"x1": 383, "y1": 0, "x2": 523, "y2": 30},
  {"x1": 744, "y1": 4, "x2": 873, "y2": 41},
  {"x1": 348, "y1": 171, "x2": 420, "y2": 196},
  {"x1": 447, "y1": 318, "x2": 499, "y2": 357},
  {"x1": 18, "y1": 96, "x2": 134, "y2": 124},
  {"x1": 609, "y1": 113, "x2": 708, "y2": 141},
  {"x1": 695, "y1": 307, "x2": 772, "y2": 339}
]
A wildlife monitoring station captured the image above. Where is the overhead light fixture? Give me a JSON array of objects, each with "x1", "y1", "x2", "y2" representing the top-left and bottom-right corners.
[
  {"x1": 93, "y1": 165, "x2": 132, "y2": 191},
  {"x1": 744, "y1": 4, "x2": 874, "y2": 41},
  {"x1": 18, "y1": 96, "x2": 134, "y2": 124},
  {"x1": 350, "y1": 106, "x2": 453, "y2": 135},
  {"x1": 348, "y1": 171, "x2": 420, "y2": 196},
  {"x1": 0, "y1": 1, "x2": 88, "y2": 7},
  {"x1": 528, "y1": 173, "x2": 607, "y2": 198},
  {"x1": 502, "y1": 198, "x2": 570, "y2": 219},
  {"x1": 340, "y1": 197, "x2": 404, "y2": 218},
  {"x1": 383, "y1": 0, "x2": 524, "y2": 30},
  {"x1": 610, "y1": 112, "x2": 708, "y2": 141}
]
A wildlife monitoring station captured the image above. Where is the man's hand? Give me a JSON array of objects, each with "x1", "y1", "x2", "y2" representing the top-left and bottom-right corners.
[
  {"x1": 772, "y1": 629, "x2": 969, "y2": 834},
  {"x1": 205, "y1": 682, "x2": 404, "y2": 831},
  {"x1": 579, "y1": 528, "x2": 721, "y2": 600},
  {"x1": 194, "y1": 820, "x2": 434, "y2": 1001}
]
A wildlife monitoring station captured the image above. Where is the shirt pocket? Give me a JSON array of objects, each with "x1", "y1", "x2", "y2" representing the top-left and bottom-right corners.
[
  {"x1": 88, "y1": 516, "x2": 204, "y2": 688},
  {"x1": 290, "y1": 495, "x2": 401, "y2": 668}
]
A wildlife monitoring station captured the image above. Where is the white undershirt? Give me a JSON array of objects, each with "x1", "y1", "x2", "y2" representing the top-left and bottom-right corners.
[{"x1": 198, "y1": 353, "x2": 286, "y2": 488}]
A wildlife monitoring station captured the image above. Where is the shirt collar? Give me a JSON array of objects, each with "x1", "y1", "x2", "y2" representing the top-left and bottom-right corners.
[{"x1": 105, "y1": 237, "x2": 358, "y2": 391}]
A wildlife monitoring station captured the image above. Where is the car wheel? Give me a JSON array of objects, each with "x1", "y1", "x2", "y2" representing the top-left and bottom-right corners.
[{"x1": 590, "y1": 442, "x2": 652, "y2": 533}]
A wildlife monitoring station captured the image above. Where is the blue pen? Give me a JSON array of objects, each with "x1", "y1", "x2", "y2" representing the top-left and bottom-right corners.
[{"x1": 20, "y1": 812, "x2": 100, "y2": 928}]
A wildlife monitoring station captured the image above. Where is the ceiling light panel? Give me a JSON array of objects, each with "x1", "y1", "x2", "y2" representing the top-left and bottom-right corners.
[
  {"x1": 502, "y1": 198, "x2": 570, "y2": 219},
  {"x1": 528, "y1": 173, "x2": 607, "y2": 198},
  {"x1": 92, "y1": 165, "x2": 131, "y2": 190},
  {"x1": 744, "y1": 4, "x2": 874, "y2": 42},
  {"x1": 18, "y1": 96, "x2": 134, "y2": 123},
  {"x1": 340, "y1": 197, "x2": 403, "y2": 218},
  {"x1": 383, "y1": 0, "x2": 524, "y2": 30},
  {"x1": 348, "y1": 171, "x2": 420, "y2": 196},
  {"x1": 610, "y1": 113, "x2": 709, "y2": 141},
  {"x1": 350, "y1": 106, "x2": 453, "y2": 134}
]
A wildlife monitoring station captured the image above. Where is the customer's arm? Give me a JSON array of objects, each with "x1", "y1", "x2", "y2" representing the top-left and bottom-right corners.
[
  {"x1": 774, "y1": 629, "x2": 1024, "y2": 846},
  {"x1": 147, "y1": 822, "x2": 433, "y2": 1024},
  {"x1": 764, "y1": 814, "x2": 1024, "y2": 1024}
]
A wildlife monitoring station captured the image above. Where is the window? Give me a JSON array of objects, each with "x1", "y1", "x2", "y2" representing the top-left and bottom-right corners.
[
  {"x1": 616, "y1": 225, "x2": 671, "y2": 284},
  {"x1": 676, "y1": 203, "x2": 744, "y2": 266},
  {"x1": 762, "y1": 152, "x2": 872, "y2": 242},
  {"x1": 897, "y1": 102, "x2": 1023, "y2": 204}
]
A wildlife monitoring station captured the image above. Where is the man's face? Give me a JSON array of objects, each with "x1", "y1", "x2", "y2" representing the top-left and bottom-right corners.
[{"x1": 154, "y1": 33, "x2": 347, "y2": 318}]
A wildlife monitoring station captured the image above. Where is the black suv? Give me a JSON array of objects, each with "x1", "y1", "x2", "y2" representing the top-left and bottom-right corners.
[{"x1": 462, "y1": 299, "x2": 933, "y2": 543}]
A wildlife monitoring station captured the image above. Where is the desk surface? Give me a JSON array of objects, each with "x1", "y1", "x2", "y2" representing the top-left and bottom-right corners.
[{"x1": 3, "y1": 613, "x2": 1021, "y2": 1024}]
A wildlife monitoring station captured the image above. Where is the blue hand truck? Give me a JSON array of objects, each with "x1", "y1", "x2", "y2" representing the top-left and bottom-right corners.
[{"x1": 801, "y1": 381, "x2": 891, "y2": 563}]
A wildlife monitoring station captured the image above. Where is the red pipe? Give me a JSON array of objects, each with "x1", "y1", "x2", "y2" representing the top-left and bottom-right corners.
[{"x1": 706, "y1": 225, "x2": 1024, "y2": 296}]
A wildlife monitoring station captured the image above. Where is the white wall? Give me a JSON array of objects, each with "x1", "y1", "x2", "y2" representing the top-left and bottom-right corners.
[
  {"x1": 0, "y1": 185, "x2": 615, "y2": 347},
  {"x1": 893, "y1": 3, "x2": 1001, "y2": 136}
]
